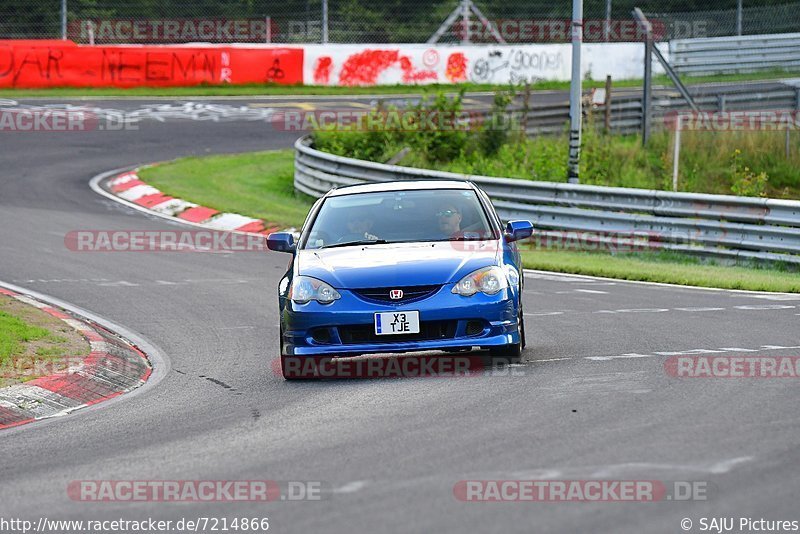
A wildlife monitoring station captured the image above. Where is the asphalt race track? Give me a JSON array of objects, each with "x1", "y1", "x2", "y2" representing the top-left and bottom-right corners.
[{"x1": 1, "y1": 96, "x2": 799, "y2": 534}]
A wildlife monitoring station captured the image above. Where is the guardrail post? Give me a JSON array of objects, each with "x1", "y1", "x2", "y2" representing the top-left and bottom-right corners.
[
  {"x1": 795, "y1": 88, "x2": 800, "y2": 111},
  {"x1": 461, "y1": 0, "x2": 471, "y2": 44},
  {"x1": 521, "y1": 82, "x2": 531, "y2": 136},
  {"x1": 322, "y1": 0, "x2": 329, "y2": 43},
  {"x1": 786, "y1": 127, "x2": 791, "y2": 159},
  {"x1": 61, "y1": 0, "x2": 67, "y2": 40},
  {"x1": 567, "y1": 0, "x2": 583, "y2": 183},
  {"x1": 736, "y1": 0, "x2": 743, "y2": 36},
  {"x1": 718, "y1": 94, "x2": 726, "y2": 112},
  {"x1": 672, "y1": 114, "x2": 682, "y2": 191},
  {"x1": 604, "y1": 75, "x2": 612, "y2": 134},
  {"x1": 632, "y1": 8, "x2": 653, "y2": 146}
]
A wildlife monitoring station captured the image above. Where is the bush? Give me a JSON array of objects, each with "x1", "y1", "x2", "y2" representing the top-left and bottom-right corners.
[{"x1": 730, "y1": 148, "x2": 769, "y2": 197}]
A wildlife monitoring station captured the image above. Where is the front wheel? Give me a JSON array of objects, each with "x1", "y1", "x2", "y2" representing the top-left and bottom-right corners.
[
  {"x1": 279, "y1": 325, "x2": 303, "y2": 380},
  {"x1": 280, "y1": 353, "x2": 304, "y2": 380},
  {"x1": 486, "y1": 292, "x2": 524, "y2": 366},
  {"x1": 487, "y1": 341, "x2": 522, "y2": 366}
]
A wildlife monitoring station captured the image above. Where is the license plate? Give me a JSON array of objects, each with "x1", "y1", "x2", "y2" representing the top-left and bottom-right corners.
[{"x1": 374, "y1": 311, "x2": 420, "y2": 335}]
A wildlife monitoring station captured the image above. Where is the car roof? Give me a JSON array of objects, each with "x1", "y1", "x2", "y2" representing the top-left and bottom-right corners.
[{"x1": 325, "y1": 180, "x2": 475, "y2": 197}]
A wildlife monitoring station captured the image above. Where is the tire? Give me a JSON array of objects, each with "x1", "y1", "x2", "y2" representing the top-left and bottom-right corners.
[
  {"x1": 518, "y1": 293, "x2": 527, "y2": 350},
  {"x1": 280, "y1": 353, "x2": 303, "y2": 380},
  {"x1": 279, "y1": 325, "x2": 303, "y2": 380},
  {"x1": 488, "y1": 341, "x2": 522, "y2": 366},
  {"x1": 486, "y1": 287, "x2": 524, "y2": 366}
]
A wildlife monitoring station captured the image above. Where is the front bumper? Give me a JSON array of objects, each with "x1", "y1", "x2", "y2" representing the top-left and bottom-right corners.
[{"x1": 281, "y1": 284, "x2": 520, "y2": 357}]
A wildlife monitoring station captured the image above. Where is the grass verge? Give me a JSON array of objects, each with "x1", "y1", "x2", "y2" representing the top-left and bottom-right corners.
[
  {"x1": 0, "y1": 295, "x2": 90, "y2": 388},
  {"x1": 2, "y1": 69, "x2": 797, "y2": 98},
  {"x1": 521, "y1": 249, "x2": 800, "y2": 293},
  {"x1": 140, "y1": 150, "x2": 314, "y2": 228},
  {"x1": 138, "y1": 149, "x2": 800, "y2": 292}
]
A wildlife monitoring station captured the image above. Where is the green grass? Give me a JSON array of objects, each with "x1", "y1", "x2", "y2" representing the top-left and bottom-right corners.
[
  {"x1": 2, "y1": 69, "x2": 797, "y2": 98},
  {"x1": 139, "y1": 150, "x2": 314, "y2": 228},
  {"x1": 137, "y1": 149, "x2": 800, "y2": 292},
  {"x1": 0, "y1": 296, "x2": 91, "y2": 386},
  {"x1": 522, "y1": 249, "x2": 800, "y2": 293},
  {"x1": 0, "y1": 311, "x2": 50, "y2": 362}
]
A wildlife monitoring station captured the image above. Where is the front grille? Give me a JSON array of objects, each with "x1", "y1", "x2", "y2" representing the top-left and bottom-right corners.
[
  {"x1": 352, "y1": 285, "x2": 441, "y2": 304},
  {"x1": 338, "y1": 320, "x2": 457, "y2": 345}
]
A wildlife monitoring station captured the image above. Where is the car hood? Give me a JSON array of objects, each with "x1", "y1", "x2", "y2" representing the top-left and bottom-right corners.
[{"x1": 297, "y1": 241, "x2": 500, "y2": 288}]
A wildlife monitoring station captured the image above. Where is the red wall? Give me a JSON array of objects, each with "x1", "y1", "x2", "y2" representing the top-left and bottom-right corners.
[{"x1": 0, "y1": 41, "x2": 303, "y2": 88}]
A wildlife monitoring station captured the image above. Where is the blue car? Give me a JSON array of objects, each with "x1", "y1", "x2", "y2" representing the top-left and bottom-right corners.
[{"x1": 267, "y1": 180, "x2": 533, "y2": 379}]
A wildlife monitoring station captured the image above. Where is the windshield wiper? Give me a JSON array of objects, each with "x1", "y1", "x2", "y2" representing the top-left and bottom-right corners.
[
  {"x1": 320, "y1": 239, "x2": 388, "y2": 249},
  {"x1": 448, "y1": 236, "x2": 492, "y2": 241}
]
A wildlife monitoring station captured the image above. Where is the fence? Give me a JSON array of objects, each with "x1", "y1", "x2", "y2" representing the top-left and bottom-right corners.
[
  {"x1": 294, "y1": 135, "x2": 800, "y2": 265},
  {"x1": 2, "y1": 0, "x2": 799, "y2": 43},
  {"x1": 671, "y1": 33, "x2": 800, "y2": 75}
]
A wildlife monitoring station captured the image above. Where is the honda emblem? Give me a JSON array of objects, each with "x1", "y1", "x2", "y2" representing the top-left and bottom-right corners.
[{"x1": 389, "y1": 289, "x2": 403, "y2": 300}]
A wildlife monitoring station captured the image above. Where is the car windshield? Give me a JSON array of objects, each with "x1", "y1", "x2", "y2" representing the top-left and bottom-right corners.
[{"x1": 301, "y1": 188, "x2": 496, "y2": 250}]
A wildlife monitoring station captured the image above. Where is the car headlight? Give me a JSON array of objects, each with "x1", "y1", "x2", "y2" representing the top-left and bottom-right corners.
[
  {"x1": 289, "y1": 276, "x2": 341, "y2": 304},
  {"x1": 452, "y1": 266, "x2": 509, "y2": 296}
]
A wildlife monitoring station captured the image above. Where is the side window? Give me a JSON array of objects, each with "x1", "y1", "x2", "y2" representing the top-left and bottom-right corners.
[{"x1": 477, "y1": 188, "x2": 502, "y2": 233}]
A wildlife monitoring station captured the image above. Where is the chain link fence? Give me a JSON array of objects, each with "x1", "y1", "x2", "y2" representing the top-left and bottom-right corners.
[{"x1": 1, "y1": 0, "x2": 799, "y2": 43}]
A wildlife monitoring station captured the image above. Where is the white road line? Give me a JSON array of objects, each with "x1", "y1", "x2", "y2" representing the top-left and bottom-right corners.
[
  {"x1": 593, "y1": 308, "x2": 670, "y2": 314},
  {"x1": 331, "y1": 481, "x2": 368, "y2": 494},
  {"x1": 674, "y1": 307, "x2": 726, "y2": 312},
  {"x1": 586, "y1": 353, "x2": 652, "y2": 361},
  {"x1": 98, "y1": 281, "x2": 140, "y2": 287},
  {"x1": 731, "y1": 294, "x2": 800, "y2": 301},
  {"x1": 585, "y1": 344, "x2": 800, "y2": 362},
  {"x1": 734, "y1": 305, "x2": 796, "y2": 310},
  {"x1": 524, "y1": 312, "x2": 565, "y2": 317},
  {"x1": 574, "y1": 289, "x2": 608, "y2": 294}
]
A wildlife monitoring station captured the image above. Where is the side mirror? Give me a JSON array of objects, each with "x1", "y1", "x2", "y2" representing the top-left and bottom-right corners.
[
  {"x1": 505, "y1": 220, "x2": 533, "y2": 242},
  {"x1": 267, "y1": 232, "x2": 296, "y2": 253}
]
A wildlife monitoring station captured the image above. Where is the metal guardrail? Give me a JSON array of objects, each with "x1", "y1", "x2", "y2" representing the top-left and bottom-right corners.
[
  {"x1": 294, "y1": 136, "x2": 800, "y2": 265},
  {"x1": 670, "y1": 33, "x2": 800, "y2": 76}
]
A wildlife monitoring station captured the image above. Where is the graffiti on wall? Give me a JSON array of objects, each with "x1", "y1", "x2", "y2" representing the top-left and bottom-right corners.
[
  {"x1": 305, "y1": 46, "x2": 568, "y2": 87},
  {"x1": 469, "y1": 48, "x2": 564, "y2": 84},
  {"x1": 0, "y1": 42, "x2": 303, "y2": 88}
]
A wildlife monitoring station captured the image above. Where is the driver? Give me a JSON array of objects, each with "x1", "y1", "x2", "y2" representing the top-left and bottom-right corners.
[
  {"x1": 436, "y1": 203, "x2": 463, "y2": 236},
  {"x1": 338, "y1": 211, "x2": 379, "y2": 243}
]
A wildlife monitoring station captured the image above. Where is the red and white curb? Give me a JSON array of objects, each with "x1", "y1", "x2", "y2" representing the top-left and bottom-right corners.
[
  {"x1": 92, "y1": 167, "x2": 293, "y2": 237},
  {"x1": 0, "y1": 287, "x2": 152, "y2": 430}
]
